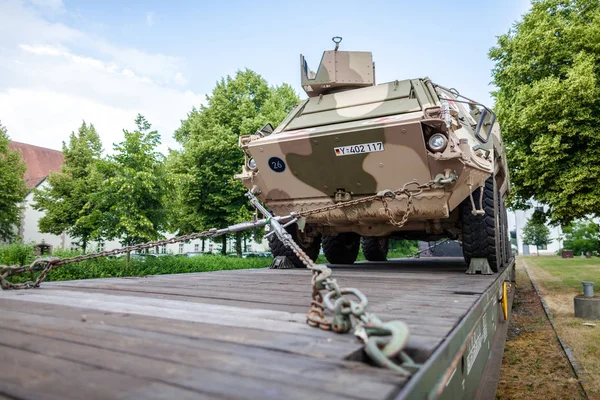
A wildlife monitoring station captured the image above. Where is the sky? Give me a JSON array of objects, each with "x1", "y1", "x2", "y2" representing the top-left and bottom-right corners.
[{"x1": 0, "y1": 0, "x2": 531, "y2": 154}]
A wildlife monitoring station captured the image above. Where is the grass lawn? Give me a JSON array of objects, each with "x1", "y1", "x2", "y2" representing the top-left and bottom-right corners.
[
  {"x1": 3, "y1": 243, "x2": 418, "y2": 286},
  {"x1": 523, "y1": 255, "x2": 600, "y2": 399},
  {"x1": 5, "y1": 254, "x2": 273, "y2": 285}
]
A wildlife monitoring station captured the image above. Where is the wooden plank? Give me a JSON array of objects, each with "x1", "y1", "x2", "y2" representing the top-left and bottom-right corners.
[
  {"x1": 1, "y1": 290, "x2": 316, "y2": 335},
  {"x1": 0, "y1": 344, "x2": 216, "y2": 400},
  {"x1": 47, "y1": 277, "x2": 494, "y2": 300},
  {"x1": 41, "y1": 284, "x2": 478, "y2": 318},
  {"x1": 0, "y1": 300, "x2": 446, "y2": 358},
  {"x1": 51, "y1": 267, "x2": 488, "y2": 285},
  {"x1": 3, "y1": 286, "x2": 473, "y2": 339},
  {"x1": 49, "y1": 274, "x2": 492, "y2": 297},
  {"x1": 0, "y1": 320, "x2": 401, "y2": 399},
  {"x1": 0, "y1": 313, "x2": 402, "y2": 384},
  {"x1": 45, "y1": 279, "x2": 487, "y2": 308},
  {"x1": 0, "y1": 298, "x2": 360, "y2": 359},
  {"x1": 47, "y1": 269, "x2": 487, "y2": 286},
  {"x1": 0, "y1": 329, "x2": 393, "y2": 400}
]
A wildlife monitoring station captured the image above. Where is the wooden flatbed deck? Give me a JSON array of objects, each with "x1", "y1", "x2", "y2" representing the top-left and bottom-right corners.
[{"x1": 0, "y1": 258, "x2": 508, "y2": 399}]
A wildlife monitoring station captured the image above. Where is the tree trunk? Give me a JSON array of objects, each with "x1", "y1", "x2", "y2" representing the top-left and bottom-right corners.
[
  {"x1": 221, "y1": 235, "x2": 227, "y2": 255},
  {"x1": 201, "y1": 239, "x2": 205, "y2": 252},
  {"x1": 536, "y1": 245, "x2": 539, "y2": 256},
  {"x1": 243, "y1": 236, "x2": 247, "y2": 252},
  {"x1": 235, "y1": 232, "x2": 242, "y2": 257}
]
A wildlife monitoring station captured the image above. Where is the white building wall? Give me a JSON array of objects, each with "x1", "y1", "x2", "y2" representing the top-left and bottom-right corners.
[
  {"x1": 20, "y1": 180, "x2": 269, "y2": 255},
  {"x1": 507, "y1": 206, "x2": 563, "y2": 256}
]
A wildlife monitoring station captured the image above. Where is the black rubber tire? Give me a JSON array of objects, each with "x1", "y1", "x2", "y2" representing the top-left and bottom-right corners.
[
  {"x1": 361, "y1": 236, "x2": 389, "y2": 261},
  {"x1": 460, "y1": 175, "x2": 500, "y2": 272},
  {"x1": 322, "y1": 233, "x2": 360, "y2": 264},
  {"x1": 268, "y1": 225, "x2": 321, "y2": 268}
]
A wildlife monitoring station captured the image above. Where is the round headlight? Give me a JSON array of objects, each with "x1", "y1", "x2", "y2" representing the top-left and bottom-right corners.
[
  {"x1": 248, "y1": 158, "x2": 257, "y2": 170},
  {"x1": 428, "y1": 133, "x2": 448, "y2": 152}
]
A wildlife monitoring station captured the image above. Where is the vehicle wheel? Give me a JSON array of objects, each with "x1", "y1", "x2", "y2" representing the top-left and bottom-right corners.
[
  {"x1": 322, "y1": 233, "x2": 360, "y2": 264},
  {"x1": 361, "y1": 236, "x2": 389, "y2": 261},
  {"x1": 460, "y1": 175, "x2": 501, "y2": 272},
  {"x1": 268, "y1": 224, "x2": 321, "y2": 268}
]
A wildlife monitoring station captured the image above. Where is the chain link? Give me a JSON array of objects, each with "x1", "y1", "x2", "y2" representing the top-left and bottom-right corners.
[
  {"x1": 0, "y1": 177, "x2": 449, "y2": 374},
  {"x1": 292, "y1": 179, "x2": 433, "y2": 220},
  {"x1": 0, "y1": 229, "x2": 243, "y2": 290}
]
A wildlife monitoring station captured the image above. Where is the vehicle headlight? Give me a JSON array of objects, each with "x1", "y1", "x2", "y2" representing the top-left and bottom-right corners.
[
  {"x1": 428, "y1": 133, "x2": 448, "y2": 152},
  {"x1": 248, "y1": 158, "x2": 257, "y2": 170}
]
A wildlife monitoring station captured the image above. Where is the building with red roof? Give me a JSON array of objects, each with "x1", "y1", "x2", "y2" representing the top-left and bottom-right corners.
[{"x1": 8, "y1": 141, "x2": 64, "y2": 190}]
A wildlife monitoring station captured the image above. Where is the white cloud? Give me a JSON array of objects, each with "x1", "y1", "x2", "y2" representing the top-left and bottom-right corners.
[
  {"x1": 173, "y1": 72, "x2": 188, "y2": 86},
  {"x1": 0, "y1": 0, "x2": 200, "y2": 154},
  {"x1": 19, "y1": 43, "x2": 65, "y2": 56},
  {"x1": 0, "y1": 88, "x2": 134, "y2": 151},
  {"x1": 146, "y1": 12, "x2": 154, "y2": 26}
]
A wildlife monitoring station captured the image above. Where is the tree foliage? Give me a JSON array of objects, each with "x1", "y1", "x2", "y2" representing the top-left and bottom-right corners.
[
  {"x1": 0, "y1": 122, "x2": 27, "y2": 242},
  {"x1": 95, "y1": 115, "x2": 168, "y2": 249},
  {"x1": 522, "y1": 212, "x2": 553, "y2": 254},
  {"x1": 33, "y1": 122, "x2": 103, "y2": 251},
  {"x1": 489, "y1": 0, "x2": 600, "y2": 225},
  {"x1": 563, "y1": 219, "x2": 600, "y2": 255},
  {"x1": 170, "y1": 69, "x2": 300, "y2": 255}
]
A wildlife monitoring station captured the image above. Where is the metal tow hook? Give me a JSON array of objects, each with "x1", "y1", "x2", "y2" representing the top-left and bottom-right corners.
[
  {"x1": 360, "y1": 320, "x2": 421, "y2": 375},
  {"x1": 467, "y1": 183, "x2": 485, "y2": 216},
  {"x1": 376, "y1": 189, "x2": 396, "y2": 201},
  {"x1": 432, "y1": 170, "x2": 457, "y2": 188}
]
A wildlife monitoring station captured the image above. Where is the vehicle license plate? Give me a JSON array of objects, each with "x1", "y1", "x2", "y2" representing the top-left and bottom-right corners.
[{"x1": 334, "y1": 142, "x2": 384, "y2": 156}]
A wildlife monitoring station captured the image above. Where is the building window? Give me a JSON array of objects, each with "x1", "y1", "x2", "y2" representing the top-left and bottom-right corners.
[
  {"x1": 194, "y1": 243, "x2": 199, "y2": 252},
  {"x1": 97, "y1": 241, "x2": 105, "y2": 252},
  {"x1": 161, "y1": 245, "x2": 167, "y2": 254},
  {"x1": 179, "y1": 243, "x2": 184, "y2": 254},
  {"x1": 70, "y1": 242, "x2": 80, "y2": 251}
]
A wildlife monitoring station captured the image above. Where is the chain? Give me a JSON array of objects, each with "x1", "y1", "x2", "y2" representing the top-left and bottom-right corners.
[
  {"x1": 0, "y1": 222, "x2": 270, "y2": 290},
  {"x1": 409, "y1": 238, "x2": 451, "y2": 259},
  {"x1": 293, "y1": 179, "x2": 432, "y2": 220},
  {"x1": 0, "y1": 177, "x2": 451, "y2": 375},
  {"x1": 247, "y1": 186, "x2": 428, "y2": 375}
]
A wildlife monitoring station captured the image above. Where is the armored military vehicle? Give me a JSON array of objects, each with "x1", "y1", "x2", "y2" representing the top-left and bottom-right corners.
[{"x1": 237, "y1": 38, "x2": 511, "y2": 271}]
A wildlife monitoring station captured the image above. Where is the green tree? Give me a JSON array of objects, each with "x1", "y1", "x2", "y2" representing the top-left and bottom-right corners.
[
  {"x1": 563, "y1": 219, "x2": 600, "y2": 255},
  {"x1": 522, "y1": 213, "x2": 553, "y2": 255},
  {"x1": 0, "y1": 122, "x2": 27, "y2": 242},
  {"x1": 489, "y1": 0, "x2": 600, "y2": 225},
  {"x1": 33, "y1": 122, "x2": 103, "y2": 251},
  {"x1": 96, "y1": 115, "x2": 168, "y2": 261},
  {"x1": 171, "y1": 69, "x2": 299, "y2": 256}
]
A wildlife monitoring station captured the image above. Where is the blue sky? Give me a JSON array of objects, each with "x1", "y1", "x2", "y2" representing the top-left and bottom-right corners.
[{"x1": 0, "y1": 0, "x2": 530, "y2": 153}]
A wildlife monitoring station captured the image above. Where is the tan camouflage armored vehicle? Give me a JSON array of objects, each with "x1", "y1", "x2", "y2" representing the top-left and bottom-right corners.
[{"x1": 237, "y1": 38, "x2": 511, "y2": 271}]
